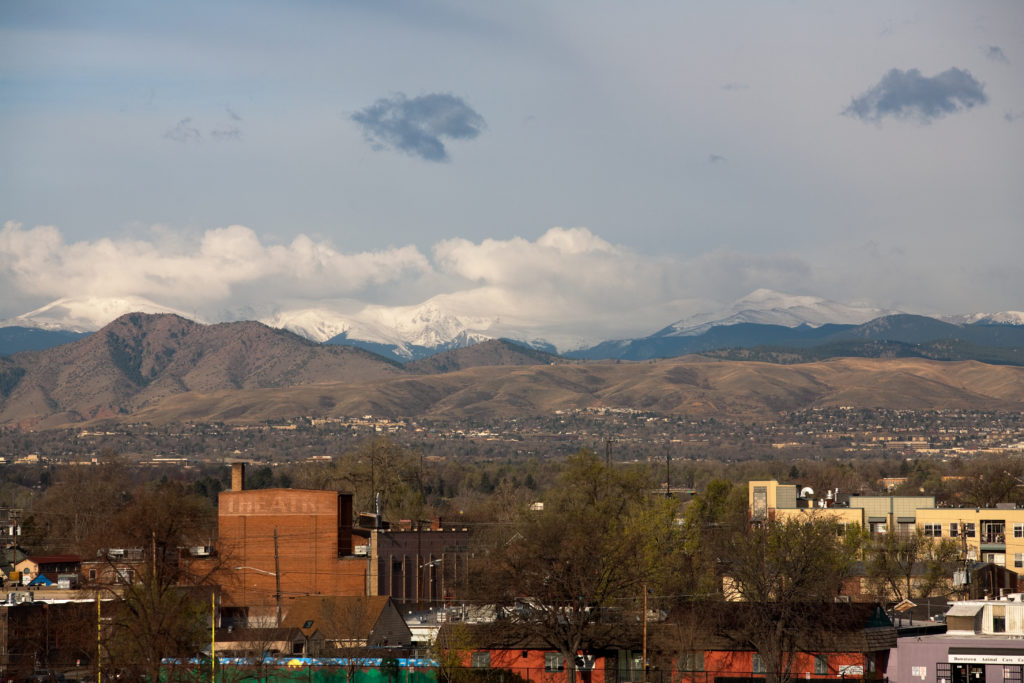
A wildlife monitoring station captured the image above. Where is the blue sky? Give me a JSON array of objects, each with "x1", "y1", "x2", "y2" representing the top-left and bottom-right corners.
[{"x1": 2, "y1": 1, "x2": 1022, "y2": 346}]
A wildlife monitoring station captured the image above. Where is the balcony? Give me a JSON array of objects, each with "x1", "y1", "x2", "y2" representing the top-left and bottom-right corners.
[{"x1": 980, "y1": 524, "x2": 1006, "y2": 552}]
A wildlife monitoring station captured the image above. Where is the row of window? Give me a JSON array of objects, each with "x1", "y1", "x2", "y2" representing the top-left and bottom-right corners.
[
  {"x1": 923, "y1": 522, "x2": 1024, "y2": 539},
  {"x1": 751, "y1": 654, "x2": 828, "y2": 675},
  {"x1": 472, "y1": 652, "x2": 568, "y2": 672}
]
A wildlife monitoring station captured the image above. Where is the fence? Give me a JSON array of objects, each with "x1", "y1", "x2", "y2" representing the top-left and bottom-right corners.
[{"x1": 162, "y1": 662, "x2": 885, "y2": 683}]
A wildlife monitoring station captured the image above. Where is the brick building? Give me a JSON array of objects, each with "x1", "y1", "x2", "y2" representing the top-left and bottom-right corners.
[
  {"x1": 369, "y1": 520, "x2": 471, "y2": 607},
  {"x1": 214, "y1": 464, "x2": 368, "y2": 621},
  {"x1": 212, "y1": 464, "x2": 474, "y2": 625}
]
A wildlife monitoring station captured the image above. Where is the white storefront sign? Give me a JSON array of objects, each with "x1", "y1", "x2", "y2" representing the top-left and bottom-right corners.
[{"x1": 949, "y1": 654, "x2": 1024, "y2": 665}]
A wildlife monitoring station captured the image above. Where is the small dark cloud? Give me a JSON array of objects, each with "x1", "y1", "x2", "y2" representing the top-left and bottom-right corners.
[
  {"x1": 985, "y1": 45, "x2": 1009, "y2": 64},
  {"x1": 351, "y1": 92, "x2": 485, "y2": 162},
  {"x1": 225, "y1": 105, "x2": 242, "y2": 121},
  {"x1": 1005, "y1": 110, "x2": 1024, "y2": 123},
  {"x1": 210, "y1": 125, "x2": 242, "y2": 141},
  {"x1": 721, "y1": 82, "x2": 748, "y2": 91},
  {"x1": 708, "y1": 154, "x2": 727, "y2": 164},
  {"x1": 164, "y1": 117, "x2": 201, "y2": 143},
  {"x1": 844, "y1": 67, "x2": 987, "y2": 124}
]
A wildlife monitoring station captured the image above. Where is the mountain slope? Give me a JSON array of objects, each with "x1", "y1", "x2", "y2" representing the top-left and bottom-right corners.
[
  {"x1": 0, "y1": 313, "x2": 405, "y2": 427},
  {"x1": 0, "y1": 326, "x2": 90, "y2": 356},
  {"x1": 571, "y1": 313, "x2": 1024, "y2": 362},
  {"x1": 405, "y1": 338, "x2": 564, "y2": 374}
]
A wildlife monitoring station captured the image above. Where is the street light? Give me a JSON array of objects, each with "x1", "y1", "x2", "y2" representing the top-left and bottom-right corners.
[
  {"x1": 233, "y1": 566, "x2": 281, "y2": 627},
  {"x1": 418, "y1": 558, "x2": 443, "y2": 610}
]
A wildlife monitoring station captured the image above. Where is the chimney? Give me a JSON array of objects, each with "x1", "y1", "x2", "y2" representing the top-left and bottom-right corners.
[{"x1": 232, "y1": 463, "x2": 246, "y2": 492}]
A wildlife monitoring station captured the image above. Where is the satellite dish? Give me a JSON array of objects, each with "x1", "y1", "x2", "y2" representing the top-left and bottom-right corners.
[{"x1": 800, "y1": 486, "x2": 814, "y2": 498}]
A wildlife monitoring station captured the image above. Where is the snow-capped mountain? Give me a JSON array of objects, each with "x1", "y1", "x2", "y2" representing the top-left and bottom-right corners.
[
  {"x1": 657, "y1": 289, "x2": 898, "y2": 337},
  {"x1": 262, "y1": 308, "x2": 367, "y2": 344},
  {"x1": 264, "y1": 301, "x2": 499, "y2": 360},
  {"x1": 943, "y1": 311, "x2": 1024, "y2": 326},
  {"x1": 5, "y1": 290, "x2": 1022, "y2": 363},
  {"x1": 0, "y1": 296, "x2": 198, "y2": 332}
]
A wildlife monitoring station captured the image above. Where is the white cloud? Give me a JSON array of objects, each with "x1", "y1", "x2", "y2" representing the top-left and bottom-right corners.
[{"x1": 0, "y1": 221, "x2": 431, "y2": 316}]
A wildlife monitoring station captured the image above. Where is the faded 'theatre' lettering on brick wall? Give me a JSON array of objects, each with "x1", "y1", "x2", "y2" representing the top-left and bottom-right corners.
[{"x1": 221, "y1": 493, "x2": 326, "y2": 516}]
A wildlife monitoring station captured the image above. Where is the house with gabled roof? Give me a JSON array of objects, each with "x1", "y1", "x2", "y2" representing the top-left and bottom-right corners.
[{"x1": 280, "y1": 595, "x2": 411, "y2": 656}]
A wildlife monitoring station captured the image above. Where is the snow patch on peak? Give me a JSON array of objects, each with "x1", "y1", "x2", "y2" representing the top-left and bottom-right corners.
[
  {"x1": 944, "y1": 311, "x2": 1024, "y2": 326},
  {"x1": 1, "y1": 296, "x2": 197, "y2": 332},
  {"x1": 732, "y1": 288, "x2": 826, "y2": 309},
  {"x1": 261, "y1": 300, "x2": 499, "y2": 354},
  {"x1": 360, "y1": 302, "x2": 499, "y2": 348},
  {"x1": 262, "y1": 308, "x2": 355, "y2": 343},
  {"x1": 662, "y1": 289, "x2": 896, "y2": 337}
]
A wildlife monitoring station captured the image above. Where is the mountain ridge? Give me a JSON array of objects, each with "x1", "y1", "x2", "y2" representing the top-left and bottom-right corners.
[{"x1": 4, "y1": 313, "x2": 1024, "y2": 429}]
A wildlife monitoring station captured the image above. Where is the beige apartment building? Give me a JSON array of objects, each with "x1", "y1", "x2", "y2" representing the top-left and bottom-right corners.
[{"x1": 748, "y1": 480, "x2": 1024, "y2": 575}]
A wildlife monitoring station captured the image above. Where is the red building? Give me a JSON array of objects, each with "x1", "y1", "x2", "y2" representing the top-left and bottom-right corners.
[
  {"x1": 440, "y1": 604, "x2": 896, "y2": 683},
  {"x1": 440, "y1": 621, "x2": 640, "y2": 683},
  {"x1": 664, "y1": 603, "x2": 896, "y2": 683}
]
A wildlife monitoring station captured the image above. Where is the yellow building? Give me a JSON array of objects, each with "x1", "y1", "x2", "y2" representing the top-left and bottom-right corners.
[
  {"x1": 749, "y1": 480, "x2": 1024, "y2": 576},
  {"x1": 748, "y1": 480, "x2": 934, "y2": 533},
  {"x1": 914, "y1": 508, "x2": 1024, "y2": 572}
]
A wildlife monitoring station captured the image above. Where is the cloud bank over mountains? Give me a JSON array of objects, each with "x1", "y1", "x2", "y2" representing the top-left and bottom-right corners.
[{"x1": 3, "y1": 220, "x2": 1020, "y2": 351}]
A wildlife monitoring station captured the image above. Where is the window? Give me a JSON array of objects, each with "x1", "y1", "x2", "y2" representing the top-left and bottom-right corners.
[
  {"x1": 752, "y1": 654, "x2": 766, "y2": 674},
  {"x1": 814, "y1": 655, "x2": 828, "y2": 675},
  {"x1": 993, "y1": 605, "x2": 1006, "y2": 633},
  {"x1": 1015, "y1": 553, "x2": 1023, "y2": 569},
  {"x1": 680, "y1": 652, "x2": 704, "y2": 671},
  {"x1": 545, "y1": 653, "x2": 564, "y2": 672},
  {"x1": 752, "y1": 486, "x2": 768, "y2": 522},
  {"x1": 982, "y1": 552, "x2": 1005, "y2": 566},
  {"x1": 950, "y1": 523, "x2": 959, "y2": 537},
  {"x1": 618, "y1": 650, "x2": 643, "y2": 682},
  {"x1": 88, "y1": 568, "x2": 97, "y2": 580},
  {"x1": 472, "y1": 652, "x2": 491, "y2": 669},
  {"x1": 964, "y1": 523, "x2": 976, "y2": 538},
  {"x1": 924, "y1": 524, "x2": 942, "y2": 537},
  {"x1": 1014, "y1": 524, "x2": 1024, "y2": 539}
]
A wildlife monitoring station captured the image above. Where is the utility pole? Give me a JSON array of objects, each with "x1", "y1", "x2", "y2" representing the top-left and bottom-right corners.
[
  {"x1": 273, "y1": 527, "x2": 282, "y2": 627},
  {"x1": 96, "y1": 596, "x2": 101, "y2": 683},
  {"x1": 666, "y1": 449, "x2": 671, "y2": 497},
  {"x1": 211, "y1": 592, "x2": 216, "y2": 682},
  {"x1": 417, "y1": 520, "x2": 423, "y2": 610},
  {"x1": 641, "y1": 583, "x2": 648, "y2": 683}
]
